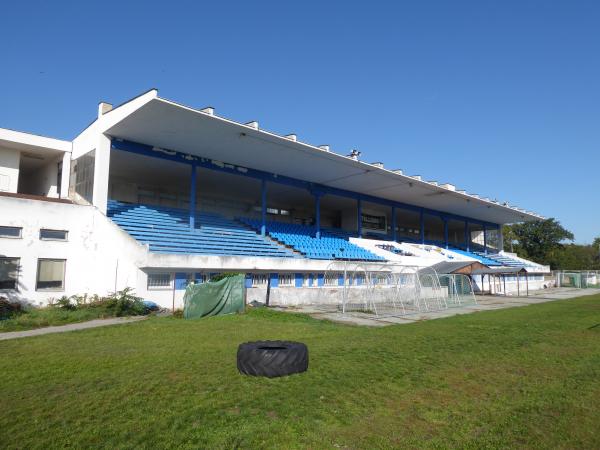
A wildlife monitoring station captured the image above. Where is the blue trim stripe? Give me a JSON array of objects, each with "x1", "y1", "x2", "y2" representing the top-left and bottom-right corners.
[{"x1": 111, "y1": 138, "x2": 501, "y2": 228}]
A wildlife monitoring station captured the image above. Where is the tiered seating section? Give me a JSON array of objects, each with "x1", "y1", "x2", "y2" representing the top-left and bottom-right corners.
[
  {"x1": 473, "y1": 251, "x2": 533, "y2": 268},
  {"x1": 238, "y1": 218, "x2": 385, "y2": 261},
  {"x1": 447, "y1": 248, "x2": 502, "y2": 266},
  {"x1": 107, "y1": 200, "x2": 296, "y2": 258}
]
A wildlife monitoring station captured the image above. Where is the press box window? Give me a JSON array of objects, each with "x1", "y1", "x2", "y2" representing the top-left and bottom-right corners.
[
  {"x1": 147, "y1": 273, "x2": 171, "y2": 289},
  {"x1": 252, "y1": 274, "x2": 269, "y2": 287},
  {"x1": 36, "y1": 259, "x2": 66, "y2": 291},
  {"x1": 40, "y1": 229, "x2": 68, "y2": 241},
  {"x1": 0, "y1": 226, "x2": 22, "y2": 239},
  {"x1": 0, "y1": 257, "x2": 20, "y2": 290},
  {"x1": 278, "y1": 274, "x2": 293, "y2": 286}
]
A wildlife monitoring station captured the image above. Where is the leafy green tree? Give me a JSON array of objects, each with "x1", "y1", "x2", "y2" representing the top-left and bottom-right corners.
[{"x1": 505, "y1": 218, "x2": 574, "y2": 267}]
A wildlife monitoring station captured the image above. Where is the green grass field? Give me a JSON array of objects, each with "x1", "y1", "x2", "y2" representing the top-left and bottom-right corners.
[{"x1": 1, "y1": 295, "x2": 599, "y2": 449}]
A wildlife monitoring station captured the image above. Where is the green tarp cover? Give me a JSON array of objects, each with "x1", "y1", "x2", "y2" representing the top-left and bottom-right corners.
[{"x1": 183, "y1": 274, "x2": 245, "y2": 319}]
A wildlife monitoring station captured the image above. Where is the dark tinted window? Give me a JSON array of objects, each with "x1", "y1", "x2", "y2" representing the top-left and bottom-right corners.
[
  {"x1": 40, "y1": 229, "x2": 68, "y2": 241},
  {"x1": 0, "y1": 226, "x2": 22, "y2": 238}
]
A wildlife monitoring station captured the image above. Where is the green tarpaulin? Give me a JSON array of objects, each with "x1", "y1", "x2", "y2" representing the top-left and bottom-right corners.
[{"x1": 183, "y1": 274, "x2": 245, "y2": 319}]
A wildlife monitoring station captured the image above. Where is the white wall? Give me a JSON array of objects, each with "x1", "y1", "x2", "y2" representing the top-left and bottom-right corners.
[
  {"x1": 0, "y1": 147, "x2": 20, "y2": 193},
  {"x1": 0, "y1": 196, "x2": 147, "y2": 305}
]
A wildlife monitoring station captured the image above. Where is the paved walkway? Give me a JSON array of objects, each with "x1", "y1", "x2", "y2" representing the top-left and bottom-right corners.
[
  {"x1": 274, "y1": 287, "x2": 600, "y2": 327},
  {"x1": 0, "y1": 316, "x2": 147, "y2": 341}
]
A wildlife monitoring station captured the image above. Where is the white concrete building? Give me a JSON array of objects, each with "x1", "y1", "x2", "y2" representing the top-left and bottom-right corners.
[{"x1": 0, "y1": 90, "x2": 549, "y2": 308}]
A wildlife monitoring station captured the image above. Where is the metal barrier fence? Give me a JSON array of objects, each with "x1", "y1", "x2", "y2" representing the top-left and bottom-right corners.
[
  {"x1": 319, "y1": 262, "x2": 477, "y2": 318},
  {"x1": 555, "y1": 271, "x2": 600, "y2": 289}
]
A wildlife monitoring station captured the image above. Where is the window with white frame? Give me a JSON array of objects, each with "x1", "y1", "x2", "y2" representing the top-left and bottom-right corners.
[
  {"x1": 303, "y1": 273, "x2": 319, "y2": 287},
  {"x1": 0, "y1": 257, "x2": 20, "y2": 290},
  {"x1": 252, "y1": 274, "x2": 269, "y2": 287},
  {"x1": 36, "y1": 259, "x2": 66, "y2": 291},
  {"x1": 279, "y1": 273, "x2": 293, "y2": 286},
  {"x1": 147, "y1": 273, "x2": 172, "y2": 289},
  {"x1": 0, "y1": 226, "x2": 22, "y2": 239},
  {"x1": 324, "y1": 273, "x2": 339, "y2": 286},
  {"x1": 40, "y1": 229, "x2": 68, "y2": 241}
]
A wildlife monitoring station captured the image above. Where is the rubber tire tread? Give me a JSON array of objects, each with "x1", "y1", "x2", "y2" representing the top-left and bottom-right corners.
[{"x1": 237, "y1": 340, "x2": 308, "y2": 378}]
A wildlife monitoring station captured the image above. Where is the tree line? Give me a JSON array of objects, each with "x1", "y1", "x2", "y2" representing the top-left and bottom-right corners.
[{"x1": 502, "y1": 219, "x2": 600, "y2": 270}]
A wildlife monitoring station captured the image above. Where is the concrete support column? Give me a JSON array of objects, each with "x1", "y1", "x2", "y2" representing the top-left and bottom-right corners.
[
  {"x1": 314, "y1": 193, "x2": 321, "y2": 239},
  {"x1": 391, "y1": 206, "x2": 397, "y2": 242},
  {"x1": 260, "y1": 179, "x2": 267, "y2": 236},
  {"x1": 483, "y1": 224, "x2": 488, "y2": 254},
  {"x1": 464, "y1": 220, "x2": 469, "y2": 251},
  {"x1": 443, "y1": 218, "x2": 449, "y2": 249},
  {"x1": 498, "y1": 226, "x2": 504, "y2": 252},
  {"x1": 59, "y1": 151, "x2": 71, "y2": 199},
  {"x1": 420, "y1": 209, "x2": 425, "y2": 245},
  {"x1": 189, "y1": 163, "x2": 197, "y2": 229},
  {"x1": 92, "y1": 133, "x2": 111, "y2": 215},
  {"x1": 357, "y1": 199, "x2": 362, "y2": 237}
]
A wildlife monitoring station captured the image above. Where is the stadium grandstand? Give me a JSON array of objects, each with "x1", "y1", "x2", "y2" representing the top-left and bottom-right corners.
[{"x1": 0, "y1": 89, "x2": 550, "y2": 308}]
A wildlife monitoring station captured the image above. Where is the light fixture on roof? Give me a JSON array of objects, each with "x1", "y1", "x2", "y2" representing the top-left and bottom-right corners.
[
  {"x1": 371, "y1": 162, "x2": 384, "y2": 168},
  {"x1": 319, "y1": 145, "x2": 330, "y2": 152},
  {"x1": 347, "y1": 149, "x2": 361, "y2": 160},
  {"x1": 245, "y1": 121, "x2": 259, "y2": 129},
  {"x1": 200, "y1": 107, "x2": 214, "y2": 115},
  {"x1": 285, "y1": 134, "x2": 297, "y2": 141}
]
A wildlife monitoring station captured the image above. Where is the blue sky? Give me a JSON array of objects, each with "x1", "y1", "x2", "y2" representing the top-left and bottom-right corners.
[{"x1": 1, "y1": 1, "x2": 599, "y2": 242}]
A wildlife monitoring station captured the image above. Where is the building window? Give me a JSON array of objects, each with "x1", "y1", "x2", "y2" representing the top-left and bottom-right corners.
[
  {"x1": 147, "y1": 273, "x2": 172, "y2": 289},
  {"x1": 0, "y1": 226, "x2": 22, "y2": 239},
  {"x1": 252, "y1": 274, "x2": 269, "y2": 287},
  {"x1": 69, "y1": 149, "x2": 95, "y2": 203},
  {"x1": 40, "y1": 229, "x2": 68, "y2": 241},
  {"x1": 324, "y1": 274, "x2": 340, "y2": 286},
  {"x1": 279, "y1": 273, "x2": 293, "y2": 286},
  {"x1": 303, "y1": 273, "x2": 319, "y2": 287},
  {"x1": 36, "y1": 259, "x2": 66, "y2": 291},
  {"x1": 0, "y1": 257, "x2": 20, "y2": 290}
]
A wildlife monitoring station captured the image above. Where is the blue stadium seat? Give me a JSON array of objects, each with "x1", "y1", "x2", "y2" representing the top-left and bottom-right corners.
[
  {"x1": 107, "y1": 200, "x2": 297, "y2": 258},
  {"x1": 237, "y1": 217, "x2": 385, "y2": 262},
  {"x1": 447, "y1": 247, "x2": 502, "y2": 266},
  {"x1": 472, "y1": 251, "x2": 531, "y2": 267}
]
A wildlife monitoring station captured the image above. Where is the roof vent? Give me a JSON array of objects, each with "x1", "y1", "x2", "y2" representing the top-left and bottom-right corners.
[
  {"x1": 441, "y1": 183, "x2": 455, "y2": 191},
  {"x1": 393, "y1": 169, "x2": 403, "y2": 175},
  {"x1": 412, "y1": 175, "x2": 422, "y2": 181},
  {"x1": 201, "y1": 107, "x2": 215, "y2": 115},
  {"x1": 347, "y1": 149, "x2": 361, "y2": 160},
  {"x1": 457, "y1": 190, "x2": 466, "y2": 194},
  {"x1": 428, "y1": 181, "x2": 439, "y2": 186},
  {"x1": 319, "y1": 145, "x2": 330, "y2": 152},
  {"x1": 285, "y1": 134, "x2": 297, "y2": 141},
  {"x1": 98, "y1": 102, "x2": 113, "y2": 116},
  {"x1": 245, "y1": 121, "x2": 259, "y2": 129},
  {"x1": 372, "y1": 162, "x2": 384, "y2": 168}
]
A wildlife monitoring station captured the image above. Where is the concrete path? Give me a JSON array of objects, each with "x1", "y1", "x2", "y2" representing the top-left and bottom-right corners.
[
  {"x1": 276, "y1": 287, "x2": 600, "y2": 327},
  {"x1": 0, "y1": 316, "x2": 147, "y2": 341}
]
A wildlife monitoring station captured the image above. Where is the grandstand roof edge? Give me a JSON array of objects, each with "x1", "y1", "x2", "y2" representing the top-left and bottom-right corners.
[{"x1": 103, "y1": 93, "x2": 544, "y2": 224}]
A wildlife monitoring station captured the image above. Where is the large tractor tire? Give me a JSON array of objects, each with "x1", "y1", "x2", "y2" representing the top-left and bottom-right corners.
[{"x1": 237, "y1": 341, "x2": 309, "y2": 378}]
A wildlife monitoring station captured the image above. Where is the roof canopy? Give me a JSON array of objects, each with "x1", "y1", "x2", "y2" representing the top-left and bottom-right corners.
[{"x1": 103, "y1": 92, "x2": 543, "y2": 225}]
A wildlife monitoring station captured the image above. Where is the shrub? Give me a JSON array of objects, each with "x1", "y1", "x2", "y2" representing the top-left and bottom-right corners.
[
  {"x1": 210, "y1": 272, "x2": 243, "y2": 282},
  {"x1": 54, "y1": 296, "x2": 77, "y2": 310},
  {"x1": 172, "y1": 308, "x2": 184, "y2": 319},
  {"x1": 0, "y1": 298, "x2": 23, "y2": 320},
  {"x1": 90, "y1": 288, "x2": 148, "y2": 317}
]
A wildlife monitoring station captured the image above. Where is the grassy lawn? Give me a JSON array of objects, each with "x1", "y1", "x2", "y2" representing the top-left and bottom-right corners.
[
  {"x1": 1, "y1": 295, "x2": 599, "y2": 449},
  {"x1": 0, "y1": 307, "x2": 120, "y2": 332}
]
